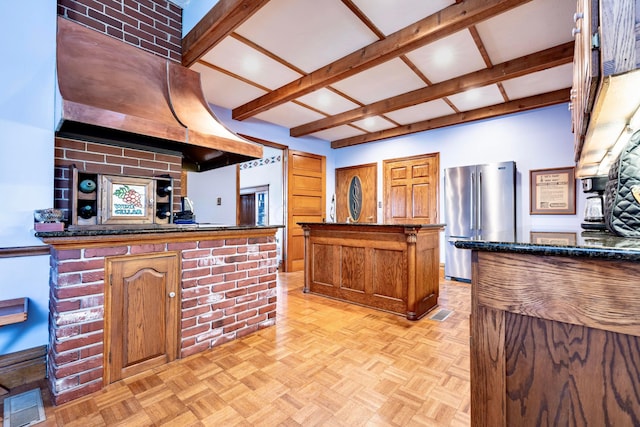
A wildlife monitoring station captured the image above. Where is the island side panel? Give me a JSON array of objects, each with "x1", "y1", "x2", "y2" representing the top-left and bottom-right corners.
[
  {"x1": 414, "y1": 228, "x2": 440, "y2": 318},
  {"x1": 471, "y1": 250, "x2": 640, "y2": 426}
]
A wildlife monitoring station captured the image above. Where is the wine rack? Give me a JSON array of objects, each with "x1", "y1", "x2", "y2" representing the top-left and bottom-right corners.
[{"x1": 69, "y1": 167, "x2": 174, "y2": 229}]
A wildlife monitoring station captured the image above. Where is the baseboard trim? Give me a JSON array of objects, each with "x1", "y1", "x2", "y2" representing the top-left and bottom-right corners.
[{"x1": 0, "y1": 345, "x2": 47, "y2": 394}]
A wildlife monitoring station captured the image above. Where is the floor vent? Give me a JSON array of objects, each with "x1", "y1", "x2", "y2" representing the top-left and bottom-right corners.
[
  {"x1": 429, "y1": 309, "x2": 453, "y2": 322},
  {"x1": 3, "y1": 389, "x2": 45, "y2": 427}
]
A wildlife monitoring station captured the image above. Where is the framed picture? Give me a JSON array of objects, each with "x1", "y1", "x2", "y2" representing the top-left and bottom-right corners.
[
  {"x1": 530, "y1": 167, "x2": 576, "y2": 215},
  {"x1": 529, "y1": 231, "x2": 577, "y2": 246}
]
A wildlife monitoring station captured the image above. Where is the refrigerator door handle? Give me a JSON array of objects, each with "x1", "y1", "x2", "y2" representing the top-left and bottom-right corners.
[
  {"x1": 478, "y1": 171, "x2": 483, "y2": 233},
  {"x1": 470, "y1": 172, "x2": 475, "y2": 233}
]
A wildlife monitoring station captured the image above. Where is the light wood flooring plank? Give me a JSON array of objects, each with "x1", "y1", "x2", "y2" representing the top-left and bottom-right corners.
[{"x1": 1, "y1": 271, "x2": 471, "y2": 426}]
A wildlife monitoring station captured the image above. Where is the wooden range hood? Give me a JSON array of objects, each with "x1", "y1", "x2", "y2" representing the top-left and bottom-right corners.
[{"x1": 55, "y1": 17, "x2": 262, "y2": 171}]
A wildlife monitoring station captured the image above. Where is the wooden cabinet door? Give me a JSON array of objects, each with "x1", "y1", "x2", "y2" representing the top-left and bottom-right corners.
[
  {"x1": 383, "y1": 153, "x2": 439, "y2": 224},
  {"x1": 105, "y1": 252, "x2": 180, "y2": 383},
  {"x1": 286, "y1": 150, "x2": 325, "y2": 272},
  {"x1": 335, "y1": 163, "x2": 377, "y2": 223}
]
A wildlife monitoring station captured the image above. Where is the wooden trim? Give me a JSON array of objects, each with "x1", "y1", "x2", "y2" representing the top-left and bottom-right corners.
[
  {"x1": 237, "y1": 134, "x2": 288, "y2": 150},
  {"x1": 332, "y1": 89, "x2": 570, "y2": 148},
  {"x1": 0, "y1": 246, "x2": 50, "y2": 258},
  {"x1": 0, "y1": 346, "x2": 47, "y2": 393},
  {"x1": 476, "y1": 251, "x2": 640, "y2": 337},
  {"x1": 181, "y1": 0, "x2": 270, "y2": 67}
]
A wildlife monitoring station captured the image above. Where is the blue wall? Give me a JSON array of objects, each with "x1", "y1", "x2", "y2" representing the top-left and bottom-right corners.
[{"x1": 0, "y1": 1, "x2": 57, "y2": 354}]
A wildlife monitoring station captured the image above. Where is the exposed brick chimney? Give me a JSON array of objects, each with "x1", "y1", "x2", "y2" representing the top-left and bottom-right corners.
[{"x1": 57, "y1": 0, "x2": 182, "y2": 62}]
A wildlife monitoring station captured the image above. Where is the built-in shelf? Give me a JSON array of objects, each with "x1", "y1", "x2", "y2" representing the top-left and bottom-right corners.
[{"x1": 0, "y1": 298, "x2": 28, "y2": 326}]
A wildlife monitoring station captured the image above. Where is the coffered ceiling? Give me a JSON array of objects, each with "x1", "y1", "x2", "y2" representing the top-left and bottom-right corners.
[{"x1": 182, "y1": 0, "x2": 576, "y2": 148}]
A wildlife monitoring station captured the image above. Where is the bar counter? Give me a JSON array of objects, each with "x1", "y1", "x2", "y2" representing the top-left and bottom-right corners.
[
  {"x1": 299, "y1": 222, "x2": 444, "y2": 320},
  {"x1": 454, "y1": 229, "x2": 640, "y2": 426},
  {"x1": 35, "y1": 224, "x2": 281, "y2": 405}
]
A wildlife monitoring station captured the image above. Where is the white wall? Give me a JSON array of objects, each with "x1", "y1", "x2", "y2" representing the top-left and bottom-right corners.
[
  {"x1": 187, "y1": 165, "x2": 237, "y2": 225},
  {"x1": 0, "y1": 1, "x2": 57, "y2": 354},
  {"x1": 333, "y1": 104, "x2": 583, "y2": 234},
  {"x1": 240, "y1": 146, "x2": 285, "y2": 264}
]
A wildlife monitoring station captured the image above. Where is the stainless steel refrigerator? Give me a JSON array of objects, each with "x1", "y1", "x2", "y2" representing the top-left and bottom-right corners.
[{"x1": 444, "y1": 161, "x2": 516, "y2": 281}]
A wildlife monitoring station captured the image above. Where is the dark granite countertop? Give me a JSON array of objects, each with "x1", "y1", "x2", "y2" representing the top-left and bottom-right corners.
[
  {"x1": 453, "y1": 228, "x2": 640, "y2": 261},
  {"x1": 35, "y1": 224, "x2": 282, "y2": 238}
]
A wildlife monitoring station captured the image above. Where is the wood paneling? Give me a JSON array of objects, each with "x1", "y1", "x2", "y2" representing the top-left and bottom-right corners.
[
  {"x1": 301, "y1": 223, "x2": 443, "y2": 320},
  {"x1": 505, "y1": 312, "x2": 640, "y2": 426},
  {"x1": 286, "y1": 150, "x2": 325, "y2": 272},
  {"x1": 335, "y1": 163, "x2": 377, "y2": 223},
  {"x1": 470, "y1": 250, "x2": 640, "y2": 426},
  {"x1": 384, "y1": 153, "x2": 439, "y2": 225},
  {"x1": 105, "y1": 252, "x2": 180, "y2": 384}
]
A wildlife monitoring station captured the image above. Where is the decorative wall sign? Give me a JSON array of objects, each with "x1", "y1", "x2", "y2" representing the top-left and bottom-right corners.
[
  {"x1": 112, "y1": 184, "x2": 147, "y2": 217},
  {"x1": 530, "y1": 167, "x2": 576, "y2": 215},
  {"x1": 348, "y1": 175, "x2": 363, "y2": 221}
]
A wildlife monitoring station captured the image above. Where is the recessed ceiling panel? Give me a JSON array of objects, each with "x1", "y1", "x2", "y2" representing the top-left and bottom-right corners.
[
  {"x1": 475, "y1": 0, "x2": 574, "y2": 64},
  {"x1": 351, "y1": 0, "x2": 455, "y2": 36},
  {"x1": 254, "y1": 102, "x2": 326, "y2": 128},
  {"x1": 350, "y1": 116, "x2": 396, "y2": 132},
  {"x1": 331, "y1": 58, "x2": 426, "y2": 104},
  {"x1": 385, "y1": 99, "x2": 456, "y2": 124},
  {"x1": 502, "y1": 63, "x2": 573, "y2": 100},
  {"x1": 406, "y1": 30, "x2": 487, "y2": 83},
  {"x1": 447, "y1": 85, "x2": 504, "y2": 112},
  {"x1": 296, "y1": 88, "x2": 360, "y2": 115},
  {"x1": 200, "y1": 37, "x2": 301, "y2": 90},
  {"x1": 191, "y1": 63, "x2": 267, "y2": 110},
  {"x1": 235, "y1": 0, "x2": 378, "y2": 73},
  {"x1": 311, "y1": 125, "x2": 365, "y2": 141}
]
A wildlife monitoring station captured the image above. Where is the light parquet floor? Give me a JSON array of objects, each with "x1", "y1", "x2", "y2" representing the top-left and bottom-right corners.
[{"x1": 2, "y1": 271, "x2": 471, "y2": 426}]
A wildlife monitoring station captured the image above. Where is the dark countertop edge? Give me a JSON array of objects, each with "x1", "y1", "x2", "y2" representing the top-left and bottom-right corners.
[
  {"x1": 297, "y1": 222, "x2": 445, "y2": 229},
  {"x1": 454, "y1": 240, "x2": 640, "y2": 261},
  {"x1": 35, "y1": 224, "x2": 283, "y2": 238}
]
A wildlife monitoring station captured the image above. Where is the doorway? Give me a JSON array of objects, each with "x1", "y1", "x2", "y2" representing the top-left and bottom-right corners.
[{"x1": 239, "y1": 185, "x2": 269, "y2": 226}]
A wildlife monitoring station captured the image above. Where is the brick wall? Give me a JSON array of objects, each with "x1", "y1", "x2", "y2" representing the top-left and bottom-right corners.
[
  {"x1": 54, "y1": 137, "x2": 182, "y2": 222},
  {"x1": 47, "y1": 235, "x2": 278, "y2": 405},
  {"x1": 57, "y1": 0, "x2": 182, "y2": 62},
  {"x1": 179, "y1": 236, "x2": 278, "y2": 358}
]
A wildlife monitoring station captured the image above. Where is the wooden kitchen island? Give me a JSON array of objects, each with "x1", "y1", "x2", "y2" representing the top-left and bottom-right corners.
[
  {"x1": 299, "y1": 222, "x2": 444, "y2": 320},
  {"x1": 455, "y1": 231, "x2": 640, "y2": 426}
]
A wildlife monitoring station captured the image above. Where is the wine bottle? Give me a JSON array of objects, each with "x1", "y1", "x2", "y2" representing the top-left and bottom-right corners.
[
  {"x1": 79, "y1": 179, "x2": 97, "y2": 193},
  {"x1": 157, "y1": 183, "x2": 173, "y2": 197},
  {"x1": 156, "y1": 205, "x2": 171, "y2": 219},
  {"x1": 78, "y1": 204, "x2": 95, "y2": 219}
]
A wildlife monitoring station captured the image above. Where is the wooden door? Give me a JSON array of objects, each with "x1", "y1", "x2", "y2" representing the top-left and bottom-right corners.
[
  {"x1": 383, "y1": 153, "x2": 439, "y2": 224},
  {"x1": 105, "y1": 252, "x2": 180, "y2": 383},
  {"x1": 239, "y1": 193, "x2": 256, "y2": 225},
  {"x1": 335, "y1": 163, "x2": 377, "y2": 223},
  {"x1": 287, "y1": 150, "x2": 325, "y2": 272}
]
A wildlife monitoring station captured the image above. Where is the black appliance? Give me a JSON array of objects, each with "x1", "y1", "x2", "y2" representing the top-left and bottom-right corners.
[{"x1": 581, "y1": 176, "x2": 608, "y2": 230}]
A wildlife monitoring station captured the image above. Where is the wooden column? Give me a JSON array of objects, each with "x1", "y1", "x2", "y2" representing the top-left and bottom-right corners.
[
  {"x1": 302, "y1": 225, "x2": 311, "y2": 293},
  {"x1": 404, "y1": 227, "x2": 418, "y2": 320}
]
